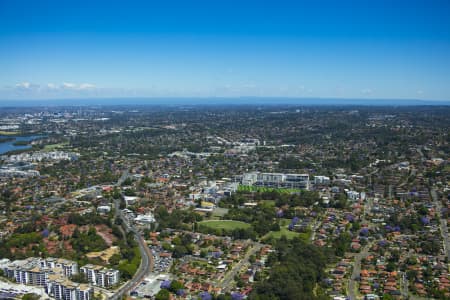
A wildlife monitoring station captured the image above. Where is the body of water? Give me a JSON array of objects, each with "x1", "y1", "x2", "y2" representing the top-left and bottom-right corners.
[{"x1": 0, "y1": 135, "x2": 42, "y2": 155}]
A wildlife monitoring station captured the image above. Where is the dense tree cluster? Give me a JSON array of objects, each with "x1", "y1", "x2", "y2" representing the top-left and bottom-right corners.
[
  {"x1": 0, "y1": 232, "x2": 44, "y2": 259},
  {"x1": 71, "y1": 227, "x2": 108, "y2": 254},
  {"x1": 155, "y1": 206, "x2": 203, "y2": 230},
  {"x1": 249, "y1": 237, "x2": 331, "y2": 300}
]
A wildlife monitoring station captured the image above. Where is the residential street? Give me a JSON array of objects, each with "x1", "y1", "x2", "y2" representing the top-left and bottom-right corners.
[
  {"x1": 218, "y1": 242, "x2": 263, "y2": 293},
  {"x1": 431, "y1": 188, "x2": 449, "y2": 259}
]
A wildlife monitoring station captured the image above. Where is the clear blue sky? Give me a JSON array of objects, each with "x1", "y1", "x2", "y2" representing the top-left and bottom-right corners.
[{"x1": 1, "y1": 0, "x2": 449, "y2": 100}]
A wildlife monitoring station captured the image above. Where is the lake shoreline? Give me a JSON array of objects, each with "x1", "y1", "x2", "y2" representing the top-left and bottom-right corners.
[{"x1": 0, "y1": 135, "x2": 45, "y2": 156}]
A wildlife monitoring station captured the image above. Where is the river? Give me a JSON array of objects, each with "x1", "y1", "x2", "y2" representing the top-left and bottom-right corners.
[{"x1": 0, "y1": 135, "x2": 43, "y2": 155}]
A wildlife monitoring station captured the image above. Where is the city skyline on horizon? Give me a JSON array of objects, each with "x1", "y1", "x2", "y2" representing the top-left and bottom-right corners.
[{"x1": 1, "y1": 0, "x2": 450, "y2": 101}]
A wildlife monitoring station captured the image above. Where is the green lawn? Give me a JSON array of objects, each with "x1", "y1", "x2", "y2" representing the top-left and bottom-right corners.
[
  {"x1": 0, "y1": 131, "x2": 19, "y2": 135},
  {"x1": 210, "y1": 207, "x2": 229, "y2": 219},
  {"x1": 238, "y1": 185, "x2": 301, "y2": 194},
  {"x1": 43, "y1": 142, "x2": 69, "y2": 151},
  {"x1": 264, "y1": 229, "x2": 302, "y2": 240},
  {"x1": 444, "y1": 165, "x2": 450, "y2": 173},
  {"x1": 263, "y1": 219, "x2": 311, "y2": 241},
  {"x1": 198, "y1": 220, "x2": 251, "y2": 231},
  {"x1": 259, "y1": 200, "x2": 276, "y2": 208},
  {"x1": 279, "y1": 218, "x2": 292, "y2": 226}
]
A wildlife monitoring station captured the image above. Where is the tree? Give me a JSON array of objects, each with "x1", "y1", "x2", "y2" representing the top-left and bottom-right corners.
[
  {"x1": 249, "y1": 238, "x2": 328, "y2": 300},
  {"x1": 22, "y1": 294, "x2": 40, "y2": 300},
  {"x1": 155, "y1": 289, "x2": 170, "y2": 300},
  {"x1": 254, "y1": 271, "x2": 263, "y2": 281},
  {"x1": 172, "y1": 245, "x2": 188, "y2": 258},
  {"x1": 386, "y1": 261, "x2": 396, "y2": 272},
  {"x1": 169, "y1": 280, "x2": 184, "y2": 293},
  {"x1": 249, "y1": 255, "x2": 256, "y2": 264},
  {"x1": 382, "y1": 294, "x2": 394, "y2": 300},
  {"x1": 109, "y1": 253, "x2": 121, "y2": 266}
]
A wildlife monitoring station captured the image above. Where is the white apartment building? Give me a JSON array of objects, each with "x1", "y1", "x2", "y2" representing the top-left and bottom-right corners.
[
  {"x1": 346, "y1": 190, "x2": 360, "y2": 201},
  {"x1": 47, "y1": 274, "x2": 93, "y2": 300},
  {"x1": 314, "y1": 175, "x2": 330, "y2": 185},
  {"x1": 242, "y1": 172, "x2": 309, "y2": 189},
  {"x1": 5, "y1": 151, "x2": 79, "y2": 163},
  {"x1": 42, "y1": 258, "x2": 78, "y2": 277},
  {"x1": 1, "y1": 257, "x2": 84, "y2": 299},
  {"x1": 2, "y1": 258, "x2": 49, "y2": 287},
  {"x1": 80, "y1": 264, "x2": 120, "y2": 288},
  {"x1": 134, "y1": 213, "x2": 156, "y2": 224},
  {"x1": 1, "y1": 257, "x2": 97, "y2": 300}
]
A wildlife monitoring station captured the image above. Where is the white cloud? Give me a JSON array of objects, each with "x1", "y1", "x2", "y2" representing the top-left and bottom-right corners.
[
  {"x1": 361, "y1": 88, "x2": 373, "y2": 95},
  {"x1": 47, "y1": 83, "x2": 59, "y2": 90},
  {"x1": 416, "y1": 89, "x2": 424, "y2": 95},
  {"x1": 15, "y1": 82, "x2": 40, "y2": 90},
  {"x1": 62, "y1": 82, "x2": 78, "y2": 89},
  {"x1": 61, "y1": 82, "x2": 96, "y2": 90},
  {"x1": 79, "y1": 83, "x2": 96, "y2": 90},
  {"x1": 16, "y1": 82, "x2": 31, "y2": 89},
  {"x1": 8, "y1": 81, "x2": 98, "y2": 97},
  {"x1": 15, "y1": 82, "x2": 40, "y2": 91}
]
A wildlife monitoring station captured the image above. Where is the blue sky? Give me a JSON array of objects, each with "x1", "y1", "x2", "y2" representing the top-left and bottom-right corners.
[{"x1": 0, "y1": 0, "x2": 449, "y2": 100}]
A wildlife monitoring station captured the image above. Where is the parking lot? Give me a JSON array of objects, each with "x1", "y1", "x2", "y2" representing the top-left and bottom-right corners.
[{"x1": 150, "y1": 245, "x2": 173, "y2": 273}]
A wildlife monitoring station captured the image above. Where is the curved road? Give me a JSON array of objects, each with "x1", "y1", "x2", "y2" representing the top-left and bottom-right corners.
[{"x1": 110, "y1": 172, "x2": 154, "y2": 300}]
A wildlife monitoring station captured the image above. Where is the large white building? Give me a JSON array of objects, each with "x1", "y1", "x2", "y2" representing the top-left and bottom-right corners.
[
  {"x1": 314, "y1": 175, "x2": 330, "y2": 185},
  {"x1": 2, "y1": 257, "x2": 78, "y2": 287},
  {"x1": 242, "y1": 172, "x2": 309, "y2": 190},
  {"x1": 80, "y1": 264, "x2": 120, "y2": 288},
  {"x1": 134, "y1": 213, "x2": 156, "y2": 224},
  {"x1": 123, "y1": 195, "x2": 138, "y2": 206},
  {"x1": 43, "y1": 258, "x2": 78, "y2": 278},
  {"x1": 47, "y1": 274, "x2": 92, "y2": 300},
  {"x1": 0, "y1": 281, "x2": 50, "y2": 299},
  {"x1": 0, "y1": 257, "x2": 98, "y2": 300},
  {"x1": 4, "y1": 151, "x2": 79, "y2": 163},
  {"x1": 1, "y1": 257, "x2": 95, "y2": 300}
]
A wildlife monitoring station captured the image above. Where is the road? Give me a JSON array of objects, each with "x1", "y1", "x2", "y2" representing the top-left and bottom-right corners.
[
  {"x1": 417, "y1": 147, "x2": 426, "y2": 161},
  {"x1": 117, "y1": 170, "x2": 130, "y2": 186},
  {"x1": 348, "y1": 195, "x2": 373, "y2": 300},
  {"x1": 399, "y1": 271, "x2": 409, "y2": 299},
  {"x1": 431, "y1": 188, "x2": 449, "y2": 259},
  {"x1": 348, "y1": 243, "x2": 370, "y2": 300},
  {"x1": 110, "y1": 198, "x2": 154, "y2": 299},
  {"x1": 400, "y1": 269, "x2": 431, "y2": 300},
  {"x1": 109, "y1": 170, "x2": 154, "y2": 300},
  {"x1": 310, "y1": 219, "x2": 320, "y2": 241},
  {"x1": 217, "y1": 242, "x2": 263, "y2": 293},
  {"x1": 92, "y1": 286, "x2": 114, "y2": 299}
]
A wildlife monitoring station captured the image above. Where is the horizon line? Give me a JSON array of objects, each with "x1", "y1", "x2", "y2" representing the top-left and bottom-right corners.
[{"x1": 0, "y1": 96, "x2": 450, "y2": 102}]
